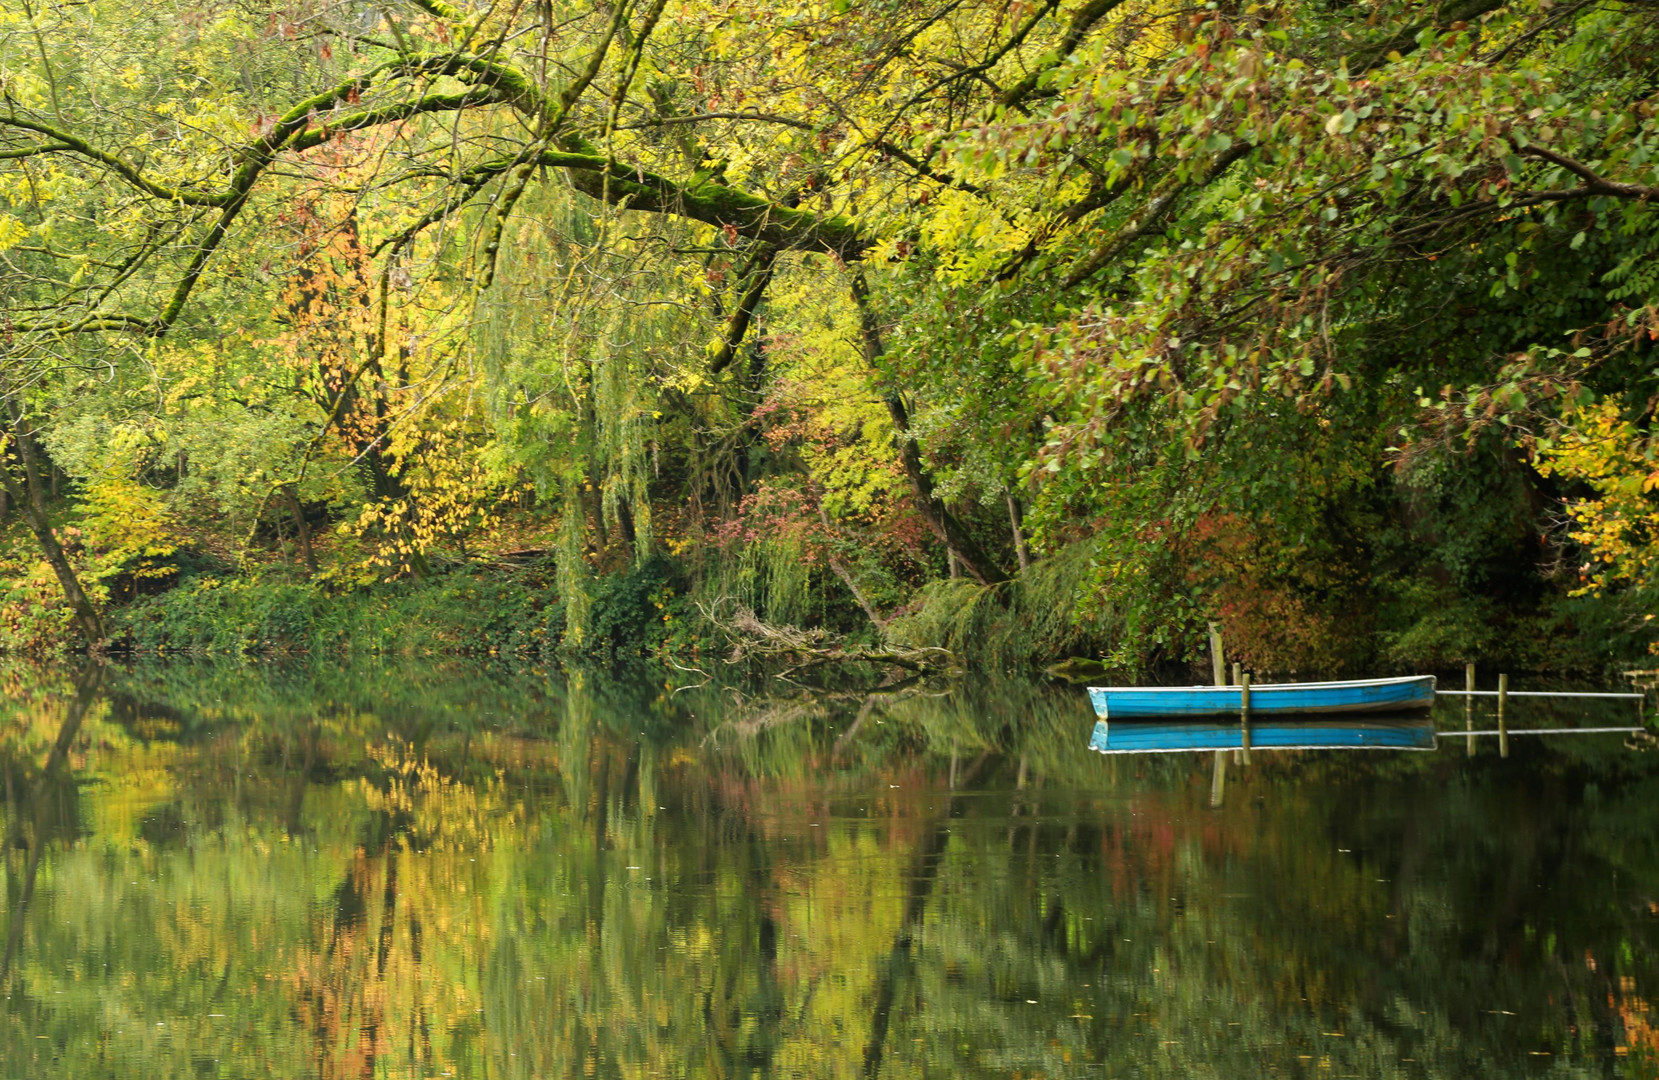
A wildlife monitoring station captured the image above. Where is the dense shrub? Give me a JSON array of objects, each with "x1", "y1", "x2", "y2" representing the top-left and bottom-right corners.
[{"x1": 113, "y1": 569, "x2": 566, "y2": 659}]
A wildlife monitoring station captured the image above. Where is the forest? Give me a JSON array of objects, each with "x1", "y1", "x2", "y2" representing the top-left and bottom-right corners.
[{"x1": 1, "y1": 0, "x2": 1657, "y2": 673}]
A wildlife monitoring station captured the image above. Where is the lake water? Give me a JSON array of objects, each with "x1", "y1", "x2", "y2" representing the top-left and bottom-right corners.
[{"x1": 0, "y1": 661, "x2": 1655, "y2": 1078}]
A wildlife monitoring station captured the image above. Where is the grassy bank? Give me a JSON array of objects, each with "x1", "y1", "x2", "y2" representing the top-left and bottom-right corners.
[
  {"x1": 2, "y1": 522, "x2": 1650, "y2": 676},
  {"x1": 111, "y1": 573, "x2": 566, "y2": 659},
  {"x1": 94, "y1": 555, "x2": 696, "y2": 662}
]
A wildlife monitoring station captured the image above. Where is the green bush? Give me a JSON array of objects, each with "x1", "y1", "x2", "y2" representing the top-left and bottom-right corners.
[
  {"x1": 113, "y1": 569, "x2": 566, "y2": 659},
  {"x1": 577, "y1": 554, "x2": 686, "y2": 659},
  {"x1": 886, "y1": 541, "x2": 1122, "y2": 671}
]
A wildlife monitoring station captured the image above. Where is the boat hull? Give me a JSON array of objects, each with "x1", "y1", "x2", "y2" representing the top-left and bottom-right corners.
[
  {"x1": 1086, "y1": 676, "x2": 1436, "y2": 719},
  {"x1": 1088, "y1": 717, "x2": 1437, "y2": 754}
]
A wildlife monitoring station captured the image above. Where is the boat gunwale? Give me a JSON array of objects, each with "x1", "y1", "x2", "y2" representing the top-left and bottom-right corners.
[{"x1": 1085, "y1": 675, "x2": 1436, "y2": 695}]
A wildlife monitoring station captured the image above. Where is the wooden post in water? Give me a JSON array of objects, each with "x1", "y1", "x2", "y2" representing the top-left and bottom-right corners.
[
  {"x1": 1231, "y1": 661, "x2": 1245, "y2": 761},
  {"x1": 1465, "y1": 662, "x2": 1476, "y2": 756},
  {"x1": 1210, "y1": 626, "x2": 1228, "y2": 798},
  {"x1": 1497, "y1": 673, "x2": 1509, "y2": 759},
  {"x1": 1240, "y1": 672, "x2": 1253, "y2": 766}
]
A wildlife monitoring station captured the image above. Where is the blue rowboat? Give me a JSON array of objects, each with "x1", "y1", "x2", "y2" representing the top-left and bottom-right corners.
[
  {"x1": 1088, "y1": 716, "x2": 1437, "y2": 754},
  {"x1": 1086, "y1": 675, "x2": 1436, "y2": 720}
]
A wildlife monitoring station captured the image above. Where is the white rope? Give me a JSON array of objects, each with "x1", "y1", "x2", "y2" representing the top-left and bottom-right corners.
[{"x1": 1438, "y1": 690, "x2": 1644, "y2": 700}]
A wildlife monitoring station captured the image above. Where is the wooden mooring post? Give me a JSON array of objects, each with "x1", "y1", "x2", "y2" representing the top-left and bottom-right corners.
[
  {"x1": 1465, "y1": 662, "x2": 1475, "y2": 756},
  {"x1": 1208, "y1": 624, "x2": 1228, "y2": 805},
  {"x1": 1209, "y1": 623, "x2": 1226, "y2": 689},
  {"x1": 1498, "y1": 673, "x2": 1509, "y2": 759},
  {"x1": 1240, "y1": 672, "x2": 1253, "y2": 766},
  {"x1": 1230, "y1": 662, "x2": 1246, "y2": 760}
]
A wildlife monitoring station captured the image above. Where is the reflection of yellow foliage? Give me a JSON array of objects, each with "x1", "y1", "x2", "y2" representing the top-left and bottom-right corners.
[
  {"x1": 1620, "y1": 977, "x2": 1658, "y2": 1063},
  {"x1": 360, "y1": 740, "x2": 514, "y2": 852}
]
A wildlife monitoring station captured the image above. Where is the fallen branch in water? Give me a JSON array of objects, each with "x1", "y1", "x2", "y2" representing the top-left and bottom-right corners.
[
  {"x1": 700, "y1": 670, "x2": 948, "y2": 748},
  {"x1": 665, "y1": 657, "x2": 713, "y2": 691},
  {"x1": 696, "y1": 598, "x2": 959, "y2": 675}
]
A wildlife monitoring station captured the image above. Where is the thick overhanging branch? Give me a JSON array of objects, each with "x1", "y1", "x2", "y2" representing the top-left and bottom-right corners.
[
  {"x1": 9, "y1": 313, "x2": 154, "y2": 335},
  {"x1": 16, "y1": 143, "x2": 865, "y2": 337},
  {"x1": 707, "y1": 245, "x2": 778, "y2": 374},
  {"x1": 406, "y1": 0, "x2": 471, "y2": 26},
  {"x1": 1061, "y1": 143, "x2": 1251, "y2": 288},
  {"x1": 997, "y1": 172, "x2": 1134, "y2": 280},
  {"x1": 286, "y1": 87, "x2": 506, "y2": 152},
  {"x1": 1, "y1": 51, "x2": 535, "y2": 208},
  {"x1": 617, "y1": 108, "x2": 980, "y2": 193},
  {"x1": 1520, "y1": 145, "x2": 1659, "y2": 201},
  {"x1": 558, "y1": 152, "x2": 869, "y2": 257},
  {"x1": 0, "y1": 140, "x2": 71, "y2": 161},
  {"x1": 996, "y1": 0, "x2": 1127, "y2": 110},
  {"x1": 0, "y1": 117, "x2": 238, "y2": 206},
  {"x1": 5, "y1": 14, "x2": 867, "y2": 342}
]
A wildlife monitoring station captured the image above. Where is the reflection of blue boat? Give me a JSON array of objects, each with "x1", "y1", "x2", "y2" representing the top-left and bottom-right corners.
[
  {"x1": 1087, "y1": 676, "x2": 1435, "y2": 719},
  {"x1": 1088, "y1": 717, "x2": 1437, "y2": 754}
]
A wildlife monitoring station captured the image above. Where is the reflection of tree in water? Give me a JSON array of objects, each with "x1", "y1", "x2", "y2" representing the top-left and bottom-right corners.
[
  {"x1": 0, "y1": 660, "x2": 1653, "y2": 1077},
  {"x1": 1, "y1": 665, "x2": 99, "y2": 983}
]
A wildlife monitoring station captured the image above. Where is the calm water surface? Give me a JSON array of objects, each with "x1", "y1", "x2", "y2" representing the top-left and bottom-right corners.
[{"x1": 1, "y1": 661, "x2": 1656, "y2": 1078}]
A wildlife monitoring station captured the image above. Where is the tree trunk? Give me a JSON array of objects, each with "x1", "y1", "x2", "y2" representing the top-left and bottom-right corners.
[
  {"x1": 281, "y1": 484, "x2": 319, "y2": 576},
  {"x1": 0, "y1": 415, "x2": 104, "y2": 648},
  {"x1": 1006, "y1": 491, "x2": 1031, "y2": 571},
  {"x1": 808, "y1": 493, "x2": 887, "y2": 629},
  {"x1": 861, "y1": 752, "x2": 993, "y2": 1079},
  {"x1": 849, "y1": 273, "x2": 1007, "y2": 586},
  {"x1": 1, "y1": 662, "x2": 100, "y2": 982}
]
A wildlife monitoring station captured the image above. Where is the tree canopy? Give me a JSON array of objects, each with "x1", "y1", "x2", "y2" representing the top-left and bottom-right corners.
[{"x1": 1, "y1": 0, "x2": 1656, "y2": 666}]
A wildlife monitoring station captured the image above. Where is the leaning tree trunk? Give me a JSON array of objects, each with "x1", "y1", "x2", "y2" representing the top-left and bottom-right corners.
[
  {"x1": 281, "y1": 484, "x2": 319, "y2": 576},
  {"x1": 0, "y1": 413, "x2": 104, "y2": 648},
  {"x1": 850, "y1": 273, "x2": 1007, "y2": 586},
  {"x1": 1006, "y1": 491, "x2": 1031, "y2": 571}
]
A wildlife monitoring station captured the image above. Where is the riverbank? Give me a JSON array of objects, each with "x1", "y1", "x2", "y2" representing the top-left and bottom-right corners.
[
  {"x1": 2, "y1": 495, "x2": 1651, "y2": 673},
  {"x1": 1, "y1": 545, "x2": 1646, "y2": 682}
]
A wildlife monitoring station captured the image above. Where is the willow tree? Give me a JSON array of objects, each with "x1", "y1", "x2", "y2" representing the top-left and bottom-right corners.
[{"x1": 1, "y1": 0, "x2": 1167, "y2": 640}]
